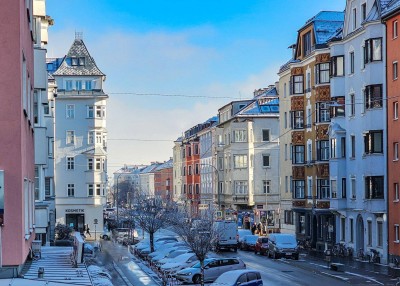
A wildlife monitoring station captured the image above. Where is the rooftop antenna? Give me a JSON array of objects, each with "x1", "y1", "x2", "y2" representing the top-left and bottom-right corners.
[{"x1": 75, "y1": 31, "x2": 83, "y2": 40}]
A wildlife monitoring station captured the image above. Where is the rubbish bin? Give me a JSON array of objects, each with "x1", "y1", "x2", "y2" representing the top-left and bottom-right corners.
[{"x1": 38, "y1": 267, "x2": 44, "y2": 278}]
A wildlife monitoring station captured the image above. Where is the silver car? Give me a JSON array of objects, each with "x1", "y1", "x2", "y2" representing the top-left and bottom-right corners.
[{"x1": 176, "y1": 257, "x2": 246, "y2": 284}]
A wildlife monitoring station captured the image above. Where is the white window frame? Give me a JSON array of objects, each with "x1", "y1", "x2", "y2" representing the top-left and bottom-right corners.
[
  {"x1": 87, "y1": 106, "x2": 94, "y2": 118},
  {"x1": 262, "y1": 129, "x2": 270, "y2": 142},
  {"x1": 234, "y1": 181, "x2": 248, "y2": 195},
  {"x1": 394, "y1": 142, "x2": 399, "y2": 161},
  {"x1": 66, "y1": 104, "x2": 74, "y2": 119},
  {"x1": 233, "y1": 130, "x2": 247, "y2": 143},
  {"x1": 88, "y1": 158, "x2": 93, "y2": 171},
  {"x1": 394, "y1": 20, "x2": 399, "y2": 39},
  {"x1": 88, "y1": 184, "x2": 94, "y2": 196},
  {"x1": 234, "y1": 155, "x2": 248, "y2": 169},
  {"x1": 395, "y1": 182, "x2": 399, "y2": 201},
  {"x1": 394, "y1": 102, "x2": 399, "y2": 120},
  {"x1": 394, "y1": 61, "x2": 398, "y2": 80},
  {"x1": 262, "y1": 154, "x2": 270, "y2": 168},
  {"x1": 263, "y1": 180, "x2": 271, "y2": 194},
  {"x1": 66, "y1": 157, "x2": 74, "y2": 170},
  {"x1": 67, "y1": 184, "x2": 75, "y2": 197},
  {"x1": 66, "y1": 130, "x2": 75, "y2": 145}
]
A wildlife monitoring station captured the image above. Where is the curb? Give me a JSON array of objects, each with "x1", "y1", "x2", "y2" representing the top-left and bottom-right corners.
[{"x1": 112, "y1": 261, "x2": 134, "y2": 286}]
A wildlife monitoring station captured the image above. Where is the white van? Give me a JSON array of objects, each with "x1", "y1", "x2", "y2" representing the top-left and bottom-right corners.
[{"x1": 213, "y1": 220, "x2": 238, "y2": 252}]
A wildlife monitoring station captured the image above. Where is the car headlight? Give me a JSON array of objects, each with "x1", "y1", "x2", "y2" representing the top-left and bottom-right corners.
[{"x1": 182, "y1": 272, "x2": 192, "y2": 276}]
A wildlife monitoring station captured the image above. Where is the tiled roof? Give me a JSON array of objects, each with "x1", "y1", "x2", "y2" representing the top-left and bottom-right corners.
[
  {"x1": 239, "y1": 86, "x2": 279, "y2": 115},
  {"x1": 382, "y1": 0, "x2": 400, "y2": 17},
  {"x1": 155, "y1": 159, "x2": 173, "y2": 171},
  {"x1": 53, "y1": 39, "x2": 105, "y2": 76},
  {"x1": 82, "y1": 146, "x2": 107, "y2": 156}
]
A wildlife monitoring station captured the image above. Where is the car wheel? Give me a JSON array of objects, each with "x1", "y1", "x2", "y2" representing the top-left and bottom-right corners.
[
  {"x1": 273, "y1": 251, "x2": 278, "y2": 259},
  {"x1": 254, "y1": 249, "x2": 258, "y2": 254},
  {"x1": 193, "y1": 274, "x2": 201, "y2": 284}
]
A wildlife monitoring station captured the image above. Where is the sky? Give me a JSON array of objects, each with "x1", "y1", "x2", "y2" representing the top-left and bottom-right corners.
[{"x1": 46, "y1": 0, "x2": 345, "y2": 175}]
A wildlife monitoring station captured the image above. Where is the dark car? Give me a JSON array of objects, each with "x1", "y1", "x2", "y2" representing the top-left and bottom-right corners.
[
  {"x1": 240, "y1": 235, "x2": 258, "y2": 251},
  {"x1": 268, "y1": 234, "x2": 299, "y2": 260},
  {"x1": 254, "y1": 237, "x2": 269, "y2": 255}
]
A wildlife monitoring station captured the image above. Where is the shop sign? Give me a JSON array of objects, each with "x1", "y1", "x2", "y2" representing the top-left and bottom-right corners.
[{"x1": 66, "y1": 209, "x2": 84, "y2": 213}]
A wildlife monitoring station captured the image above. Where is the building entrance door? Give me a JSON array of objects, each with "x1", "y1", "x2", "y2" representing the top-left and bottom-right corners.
[
  {"x1": 66, "y1": 214, "x2": 85, "y2": 233},
  {"x1": 356, "y1": 215, "x2": 364, "y2": 252}
]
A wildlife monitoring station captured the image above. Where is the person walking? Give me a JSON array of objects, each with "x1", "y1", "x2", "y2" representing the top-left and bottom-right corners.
[
  {"x1": 251, "y1": 223, "x2": 257, "y2": 235},
  {"x1": 85, "y1": 224, "x2": 91, "y2": 237}
]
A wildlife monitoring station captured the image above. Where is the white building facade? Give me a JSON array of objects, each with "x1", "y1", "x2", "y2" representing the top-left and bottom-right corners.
[
  {"x1": 52, "y1": 37, "x2": 108, "y2": 238},
  {"x1": 329, "y1": 0, "x2": 388, "y2": 263}
]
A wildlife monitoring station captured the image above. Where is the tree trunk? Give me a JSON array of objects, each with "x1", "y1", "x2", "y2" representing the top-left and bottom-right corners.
[
  {"x1": 150, "y1": 231, "x2": 154, "y2": 253},
  {"x1": 200, "y1": 259, "x2": 204, "y2": 286}
]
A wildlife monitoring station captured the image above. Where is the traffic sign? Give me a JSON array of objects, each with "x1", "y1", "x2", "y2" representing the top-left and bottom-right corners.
[{"x1": 199, "y1": 204, "x2": 209, "y2": 210}]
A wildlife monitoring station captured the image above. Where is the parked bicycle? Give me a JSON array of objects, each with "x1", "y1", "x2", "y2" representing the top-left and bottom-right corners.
[
  {"x1": 332, "y1": 243, "x2": 347, "y2": 257},
  {"x1": 369, "y1": 248, "x2": 381, "y2": 264},
  {"x1": 297, "y1": 238, "x2": 311, "y2": 252}
]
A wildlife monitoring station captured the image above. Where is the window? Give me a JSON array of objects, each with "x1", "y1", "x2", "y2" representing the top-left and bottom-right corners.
[
  {"x1": 364, "y1": 130, "x2": 383, "y2": 154},
  {"x1": 350, "y1": 52, "x2": 354, "y2": 74},
  {"x1": 66, "y1": 131, "x2": 75, "y2": 145},
  {"x1": 262, "y1": 129, "x2": 270, "y2": 142},
  {"x1": 96, "y1": 184, "x2": 101, "y2": 196},
  {"x1": 330, "y1": 97, "x2": 345, "y2": 117},
  {"x1": 71, "y1": 57, "x2": 78, "y2": 66},
  {"x1": 361, "y1": 3, "x2": 367, "y2": 22},
  {"x1": 96, "y1": 106, "x2": 106, "y2": 118},
  {"x1": 45, "y1": 177, "x2": 51, "y2": 197},
  {"x1": 331, "y1": 139, "x2": 337, "y2": 158},
  {"x1": 43, "y1": 103, "x2": 50, "y2": 115},
  {"x1": 317, "y1": 140, "x2": 330, "y2": 161},
  {"x1": 395, "y1": 102, "x2": 399, "y2": 119},
  {"x1": 284, "y1": 210, "x2": 294, "y2": 224},
  {"x1": 67, "y1": 184, "x2": 75, "y2": 197},
  {"x1": 88, "y1": 131, "x2": 95, "y2": 144},
  {"x1": 188, "y1": 165, "x2": 192, "y2": 175},
  {"x1": 395, "y1": 183, "x2": 399, "y2": 201},
  {"x1": 365, "y1": 176, "x2": 384, "y2": 199},
  {"x1": 367, "y1": 220, "x2": 372, "y2": 246},
  {"x1": 365, "y1": 84, "x2": 383, "y2": 109},
  {"x1": 218, "y1": 157, "x2": 224, "y2": 170},
  {"x1": 303, "y1": 31, "x2": 312, "y2": 57},
  {"x1": 96, "y1": 132, "x2": 102, "y2": 144},
  {"x1": 195, "y1": 164, "x2": 199, "y2": 174},
  {"x1": 263, "y1": 180, "x2": 271, "y2": 194},
  {"x1": 294, "y1": 180, "x2": 305, "y2": 199},
  {"x1": 65, "y1": 80, "x2": 73, "y2": 91},
  {"x1": 377, "y1": 221, "x2": 383, "y2": 247},
  {"x1": 34, "y1": 166, "x2": 39, "y2": 200},
  {"x1": 351, "y1": 135, "x2": 356, "y2": 158},
  {"x1": 364, "y1": 38, "x2": 382, "y2": 63},
  {"x1": 394, "y1": 143, "x2": 399, "y2": 161},
  {"x1": 66, "y1": 104, "x2": 74, "y2": 119},
  {"x1": 342, "y1": 178, "x2": 347, "y2": 198},
  {"x1": 350, "y1": 94, "x2": 355, "y2": 116},
  {"x1": 262, "y1": 155, "x2": 270, "y2": 167},
  {"x1": 67, "y1": 157, "x2": 74, "y2": 170},
  {"x1": 395, "y1": 225, "x2": 400, "y2": 242},
  {"x1": 394, "y1": 62, "x2": 398, "y2": 80},
  {"x1": 285, "y1": 176, "x2": 289, "y2": 193},
  {"x1": 88, "y1": 158, "x2": 93, "y2": 170},
  {"x1": 292, "y1": 110, "x2": 304, "y2": 129},
  {"x1": 350, "y1": 218, "x2": 354, "y2": 242},
  {"x1": 95, "y1": 158, "x2": 102, "y2": 170},
  {"x1": 293, "y1": 75, "x2": 304, "y2": 94},
  {"x1": 233, "y1": 130, "x2": 247, "y2": 142},
  {"x1": 306, "y1": 72, "x2": 311, "y2": 92},
  {"x1": 331, "y1": 55, "x2": 344, "y2": 77},
  {"x1": 88, "y1": 184, "x2": 94, "y2": 196},
  {"x1": 284, "y1": 112, "x2": 287, "y2": 128},
  {"x1": 195, "y1": 184, "x2": 200, "y2": 194},
  {"x1": 234, "y1": 155, "x2": 248, "y2": 168},
  {"x1": 48, "y1": 138, "x2": 54, "y2": 158},
  {"x1": 351, "y1": 177, "x2": 356, "y2": 199},
  {"x1": 394, "y1": 20, "x2": 398, "y2": 39},
  {"x1": 331, "y1": 180, "x2": 337, "y2": 198},
  {"x1": 341, "y1": 217, "x2": 346, "y2": 241},
  {"x1": 194, "y1": 144, "x2": 199, "y2": 155},
  {"x1": 79, "y1": 57, "x2": 85, "y2": 66},
  {"x1": 317, "y1": 179, "x2": 330, "y2": 199},
  {"x1": 293, "y1": 145, "x2": 305, "y2": 164},
  {"x1": 353, "y1": 8, "x2": 357, "y2": 30},
  {"x1": 85, "y1": 80, "x2": 92, "y2": 90},
  {"x1": 234, "y1": 181, "x2": 248, "y2": 195},
  {"x1": 75, "y1": 80, "x2": 82, "y2": 91},
  {"x1": 341, "y1": 137, "x2": 346, "y2": 158},
  {"x1": 316, "y1": 102, "x2": 330, "y2": 123},
  {"x1": 315, "y1": 63, "x2": 330, "y2": 84},
  {"x1": 87, "y1": 106, "x2": 94, "y2": 118},
  {"x1": 299, "y1": 214, "x2": 306, "y2": 234}
]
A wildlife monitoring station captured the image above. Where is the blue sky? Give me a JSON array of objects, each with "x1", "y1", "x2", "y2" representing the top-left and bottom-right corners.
[{"x1": 46, "y1": 0, "x2": 345, "y2": 173}]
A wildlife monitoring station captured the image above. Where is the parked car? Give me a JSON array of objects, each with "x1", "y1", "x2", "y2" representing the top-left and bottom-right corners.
[
  {"x1": 254, "y1": 237, "x2": 269, "y2": 255},
  {"x1": 176, "y1": 257, "x2": 246, "y2": 284},
  {"x1": 268, "y1": 233, "x2": 299, "y2": 260},
  {"x1": 155, "y1": 249, "x2": 193, "y2": 266},
  {"x1": 213, "y1": 220, "x2": 238, "y2": 252},
  {"x1": 210, "y1": 269, "x2": 263, "y2": 286},
  {"x1": 159, "y1": 253, "x2": 199, "y2": 274},
  {"x1": 237, "y1": 229, "x2": 252, "y2": 246},
  {"x1": 240, "y1": 235, "x2": 259, "y2": 251}
]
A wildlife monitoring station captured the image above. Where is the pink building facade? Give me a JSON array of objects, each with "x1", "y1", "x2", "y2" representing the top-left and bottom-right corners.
[{"x1": 0, "y1": 0, "x2": 36, "y2": 275}]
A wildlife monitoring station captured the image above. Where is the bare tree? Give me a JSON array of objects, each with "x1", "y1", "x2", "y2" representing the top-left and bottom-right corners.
[
  {"x1": 133, "y1": 190, "x2": 174, "y2": 253},
  {"x1": 170, "y1": 206, "x2": 220, "y2": 286}
]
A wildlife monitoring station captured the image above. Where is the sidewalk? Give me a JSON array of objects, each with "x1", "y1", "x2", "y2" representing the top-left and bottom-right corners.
[{"x1": 284, "y1": 251, "x2": 398, "y2": 285}]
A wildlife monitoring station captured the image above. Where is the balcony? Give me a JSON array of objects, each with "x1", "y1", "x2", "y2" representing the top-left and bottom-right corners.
[
  {"x1": 57, "y1": 89, "x2": 107, "y2": 97},
  {"x1": 330, "y1": 198, "x2": 347, "y2": 210}
]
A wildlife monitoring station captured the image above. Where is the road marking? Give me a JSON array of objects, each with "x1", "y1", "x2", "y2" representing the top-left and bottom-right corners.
[
  {"x1": 345, "y1": 271, "x2": 384, "y2": 285},
  {"x1": 320, "y1": 271, "x2": 349, "y2": 281}
]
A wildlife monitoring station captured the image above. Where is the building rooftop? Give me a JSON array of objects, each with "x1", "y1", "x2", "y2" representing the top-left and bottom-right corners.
[{"x1": 53, "y1": 38, "x2": 105, "y2": 77}]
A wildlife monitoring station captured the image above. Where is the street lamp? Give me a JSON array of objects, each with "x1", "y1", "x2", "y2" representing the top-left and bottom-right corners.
[{"x1": 94, "y1": 218, "x2": 98, "y2": 241}]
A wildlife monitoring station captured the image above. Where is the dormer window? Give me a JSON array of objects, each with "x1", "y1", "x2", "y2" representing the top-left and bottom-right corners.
[
  {"x1": 71, "y1": 57, "x2": 78, "y2": 66},
  {"x1": 303, "y1": 31, "x2": 312, "y2": 57},
  {"x1": 79, "y1": 57, "x2": 85, "y2": 66}
]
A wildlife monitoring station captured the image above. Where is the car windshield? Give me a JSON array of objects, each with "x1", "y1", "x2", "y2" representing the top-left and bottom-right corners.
[
  {"x1": 277, "y1": 235, "x2": 297, "y2": 244},
  {"x1": 261, "y1": 238, "x2": 268, "y2": 243},
  {"x1": 245, "y1": 235, "x2": 258, "y2": 243},
  {"x1": 192, "y1": 259, "x2": 214, "y2": 268}
]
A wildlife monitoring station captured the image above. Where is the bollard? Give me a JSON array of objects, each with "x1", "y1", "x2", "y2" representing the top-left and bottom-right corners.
[
  {"x1": 324, "y1": 249, "x2": 332, "y2": 269},
  {"x1": 38, "y1": 267, "x2": 44, "y2": 278}
]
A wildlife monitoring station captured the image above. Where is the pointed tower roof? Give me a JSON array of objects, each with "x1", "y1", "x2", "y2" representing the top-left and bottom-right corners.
[{"x1": 53, "y1": 38, "x2": 105, "y2": 77}]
